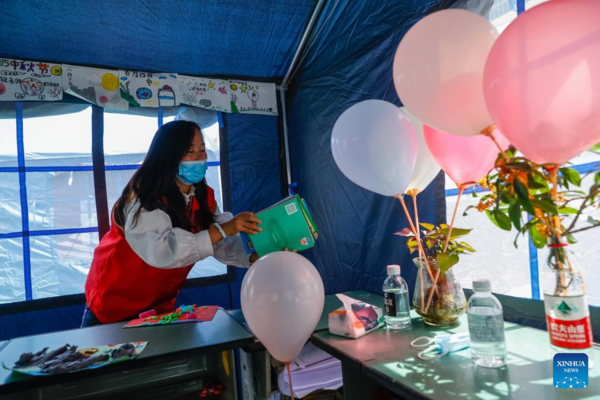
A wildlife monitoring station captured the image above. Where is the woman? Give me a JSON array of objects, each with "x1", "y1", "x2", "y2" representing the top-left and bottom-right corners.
[{"x1": 82, "y1": 120, "x2": 262, "y2": 327}]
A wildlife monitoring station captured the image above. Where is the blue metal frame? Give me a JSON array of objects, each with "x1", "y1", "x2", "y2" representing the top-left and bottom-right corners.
[{"x1": 15, "y1": 102, "x2": 32, "y2": 300}]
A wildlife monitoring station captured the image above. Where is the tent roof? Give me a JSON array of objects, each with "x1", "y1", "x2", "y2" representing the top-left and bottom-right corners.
[{"x1": 0, "y1": 0, "x2": 317, "y2": 81}]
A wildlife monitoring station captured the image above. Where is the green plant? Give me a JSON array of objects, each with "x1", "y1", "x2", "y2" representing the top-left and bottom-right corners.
[{"x1": 397, "y1": 223, "x2": 475, "y2": 275}]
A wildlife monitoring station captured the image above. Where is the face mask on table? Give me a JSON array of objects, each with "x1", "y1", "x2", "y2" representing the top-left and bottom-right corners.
[{"x1": 410, "y1": 332, "x2": 470, "y2": 361}]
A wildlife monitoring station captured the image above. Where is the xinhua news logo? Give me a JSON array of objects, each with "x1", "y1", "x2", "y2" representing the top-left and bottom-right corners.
[{"x1": 553, "y1": 353, "x2": 589, "y2": 389}]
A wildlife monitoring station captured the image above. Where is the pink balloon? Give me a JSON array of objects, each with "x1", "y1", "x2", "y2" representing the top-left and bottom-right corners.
[
  {"x1": 241, "y1": 252, "x2": 324, "y2": 363},
  {"x1": 484, "y1": 0, "x2": 600, "y2": 165},
  {"x1": 424, "y1": 125, "x2": 510, "y2": 186},
  {"x1": 393, "y1": 9, "x2": 498, "y2": 137}
]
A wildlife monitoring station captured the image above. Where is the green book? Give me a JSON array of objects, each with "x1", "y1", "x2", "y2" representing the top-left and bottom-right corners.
[{"x1": 241, "y1": 195, "x2": 318, "y2": 257}]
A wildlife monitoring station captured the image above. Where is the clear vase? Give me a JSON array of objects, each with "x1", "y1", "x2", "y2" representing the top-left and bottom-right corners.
[
  {"x1": 542, "y1": 241, "x2": 595, "y2": 368},
  {"x1": 412, "y1": 257, "x2": 467, "y2": 326}
]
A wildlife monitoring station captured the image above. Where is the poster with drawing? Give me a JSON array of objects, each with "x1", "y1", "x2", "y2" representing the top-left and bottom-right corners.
[
  {"x1": 63, "y1": 65, "x2": 129, "y2": 110},
  {"x1": 119, "y1": 71, "x2": 180, "y2": 107},
  {"x1": 0, "y1": 58, "x2": 63, "y2": 101},
  {"x1": 180, "y1": 76, "x2": 231, "y2": 112},
  {"x1": 228, "y1": 80, "x2": 277, "y2": 115}
]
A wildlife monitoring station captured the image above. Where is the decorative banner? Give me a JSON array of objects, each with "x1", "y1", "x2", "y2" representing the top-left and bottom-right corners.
[
  {"x1": 119, "y1": 70, "x2": 180, "y2": 107},
  {"x1": 180, "y1": 75, "x2": 231, "y2": 112},
  {"x1": 229, "y1": 80, "x2": 277, "y2": 115},
  {"x1": 63, "y1": 65, "x2": 128, "y2": 110},
  {"x1": 0, "y1": 58, "x2": 63, "y2": 101}
]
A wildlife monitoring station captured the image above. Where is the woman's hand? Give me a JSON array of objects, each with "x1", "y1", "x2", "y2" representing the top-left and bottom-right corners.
[{"x1": 222, "y1": 212, "x2": 262, "y2": 237}]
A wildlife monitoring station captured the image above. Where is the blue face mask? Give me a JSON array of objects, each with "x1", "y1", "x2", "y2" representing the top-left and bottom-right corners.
[
  {"x1": 177, "y1": 160, "x2": 208, "y2": 185},
  {"x1": 410, "y1": 332, "x2": 470, "y2": 361}
]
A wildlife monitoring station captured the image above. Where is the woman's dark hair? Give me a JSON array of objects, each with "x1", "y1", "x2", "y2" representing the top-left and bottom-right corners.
[{"x1": 113, "y1": 120, "x2": 216, "y2": 231}]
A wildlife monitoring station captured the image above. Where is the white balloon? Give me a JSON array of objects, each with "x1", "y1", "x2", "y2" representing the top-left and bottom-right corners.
[
  {"x1": 402, "y1": 108, "x2": 441, "y2": 194},
  {"x1": 241, "y1": 252, "x2": 325, "y2": 363},
  {"x1": 331, "y1": 100, "x2": 417, "y2": 197}
]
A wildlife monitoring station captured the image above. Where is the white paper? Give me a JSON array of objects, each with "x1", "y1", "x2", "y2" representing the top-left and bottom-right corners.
[
  {"x1": 119, "y1": 70, "x2": 180, "y2": 107},
  {"x1": 229, "y1": 80, "x2": 277, "y2": 115},
  {"x1": 63, "y1": 65, "x2": 128, "y2": 110},
  {"x1": 180, "y1": 75, "x2": 231, "y2": 112},
  {"x1": 0, "y1": 58, "x2": 63, "y2": 101}
]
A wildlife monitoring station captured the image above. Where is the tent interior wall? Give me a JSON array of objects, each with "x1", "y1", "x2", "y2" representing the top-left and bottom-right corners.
[{"x1": 1, "y1": 0, "x2": 597, "y2": 352}]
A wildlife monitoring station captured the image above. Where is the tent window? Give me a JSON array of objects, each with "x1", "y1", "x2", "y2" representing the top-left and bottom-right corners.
[
  {"x1": 0, "y1": 105, "x2": 228, "y2": 305},
  {"x1": 446, "y1": 149, "x2": 600, "y2": 307}
]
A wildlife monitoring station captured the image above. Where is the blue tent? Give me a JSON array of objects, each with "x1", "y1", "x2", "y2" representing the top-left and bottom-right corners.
[{"x1": 7, "y1": 0, "x2": 593, "y2": 347}]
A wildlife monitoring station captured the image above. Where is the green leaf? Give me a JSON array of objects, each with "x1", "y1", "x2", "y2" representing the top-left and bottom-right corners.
[
  {"x1": 529, "y1": 225, "x2": 546, "y2": 249},
  {"x1": 518, "y1": 198, "x2": 535, "y2": 215},
  {"x1": 440, "y1": 227, "x2": 473, "y2": 239},
  {"x1": 513, "y1": 178, "x2": 530, "y2": 201},
  {"x1": 419, "y1": 223, "x2": 435, "y2": 231},
  {"x1": 463, "y1": 205, "x2": 475, "y2": 217},
  {"x1": 472, "y1": 188, "x2": 478, "y2": 198},
  {"x1": 458, "y1": 242, "x2": 476, "y2": 252},
  {"x1": 531, "y1": 199, "x2": 558, "y2": 215},
  {"x1": 558, "y1": 207, "x2": 579, "y2": 215},
  {"x1": 504, "y1": 162, "x2": 532, "y2": 172},
  {"x1": 566, "y1": 234, "x2": 578, "y2": 245},
  {"x1": 595, "y1": 172, "x2": 600, "y2": 185},
  {"x1": 486, "y1": 209, "x2": 512, "y2": 231},
  {"x1": 589, "y1": 142, "x2": 600, "y2": 152},
  {"x1": 509, "y1": 202, "x2": 522, "y2": 231},
  {"x1": 436, "y1": 252, "x2": 459, "y2": 275},
  {"x1": 560, "y1": 168, "x2": 582, "y2": 187}
]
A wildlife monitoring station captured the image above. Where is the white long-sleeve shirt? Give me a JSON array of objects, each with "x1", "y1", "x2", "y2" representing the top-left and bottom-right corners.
[{"x1": 123, "y1": 199, "x2": 252, "y2": 269}]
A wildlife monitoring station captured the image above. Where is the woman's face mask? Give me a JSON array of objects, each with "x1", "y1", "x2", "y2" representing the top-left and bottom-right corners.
[
  {"x1": 410, "y1": 332, "x2": 470, "y2": 361},
  {"x1": 177, "y1": 160, "x2": 208, "y2": 185}
]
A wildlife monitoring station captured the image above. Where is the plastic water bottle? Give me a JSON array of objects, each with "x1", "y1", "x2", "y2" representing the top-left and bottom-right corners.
[
  {"x1": 467, "y1": 279, "x2": 507, "y2": 368},
  {"x1": 383, "y1": 265, "x2": 411, "y2": 330}
]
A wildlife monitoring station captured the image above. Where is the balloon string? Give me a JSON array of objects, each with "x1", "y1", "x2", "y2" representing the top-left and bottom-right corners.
[
  {"x1": 425, "y1": 185, "x2": 465, "y2": 314},
  {"x1": 412, "y1": 193, "x2": 425, "y2": 310},
  {"x1": 286, "y1": 362, "x2": 295, "y2": 399},
  {"x1": 480, "y1": 125, "x2": 509, "y2": 161},
  {"x1": 397, "y1": 195, "x2": 439, "y2": 298}
]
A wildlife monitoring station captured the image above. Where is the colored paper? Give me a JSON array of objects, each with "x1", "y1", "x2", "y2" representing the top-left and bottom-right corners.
[
  {"x1": 180, "y1": 75, "x2": 231, "y2": 112},
  {"x1": 63, "y1": 65, "x2": 129, "y2": 110},
  {"x1": 123, "y1": 305, "x2": 218, "y2": 328},
  {"x1": 119, "y1": 70, "x2": 180, "y2": 107},
  {"x1": 229, "y1": 80, "x2": 277, "y2": 115},
  {"x1": 0, "y1": 58, "x2": 63, "y2": 101}
]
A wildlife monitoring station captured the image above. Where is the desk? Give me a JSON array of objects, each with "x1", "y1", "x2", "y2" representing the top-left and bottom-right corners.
[
  {"x1": 0, "y1": 308, "x2": 253, "y2": 400},
  {"x1": 312, "y1": 295, "x2": 600, "y2": 400},
  {"x1": 231, "y1": 290, "x2": 383, "y2": 400}
]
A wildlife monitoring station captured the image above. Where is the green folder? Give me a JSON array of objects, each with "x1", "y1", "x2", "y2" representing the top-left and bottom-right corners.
[{"x1": 241, "y1": 195, "x2": 318, "y2": 257}]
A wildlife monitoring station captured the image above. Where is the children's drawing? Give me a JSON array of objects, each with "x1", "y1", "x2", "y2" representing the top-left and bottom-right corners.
[
  {"x1": 228, "y1": 80, "x2": 277, "y2": 115},
  {"x1": 179, "y1": 75, "x2": 231, "y2": 112},
  {"x1": 63, "y1": 65, "x2": 129, "y2": 110},
  {"x1": 119, "y1": 71, "x2": 180, "y2": 107},
  {"x1": 0, "y1": 58, "x2": 63, "y2": 101}
]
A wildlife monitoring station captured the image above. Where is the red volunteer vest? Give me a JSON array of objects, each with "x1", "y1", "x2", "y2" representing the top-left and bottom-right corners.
[{"x1": 85, "y1": 187, "x2": 216, "y2": 324}]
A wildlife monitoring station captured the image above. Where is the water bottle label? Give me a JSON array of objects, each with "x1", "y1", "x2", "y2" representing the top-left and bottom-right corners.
[
  {"x1": 545, "y1": 294, "x2": 593, "y2": 349},
  {"x1": 384, "y1": 292, "x2": 397, "y2": 317}
]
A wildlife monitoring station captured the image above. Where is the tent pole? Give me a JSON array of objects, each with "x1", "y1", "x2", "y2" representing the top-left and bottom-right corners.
[
  {"x1": 278, "y1": 86, "x2": 292, "y2": 188},
  {"x1": 281, "y1": 0, "x2": 327, "y2": 89}
]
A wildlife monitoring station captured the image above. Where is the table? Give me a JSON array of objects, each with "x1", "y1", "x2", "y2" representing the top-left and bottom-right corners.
[
  {"x1": 312, "y1": 294, "x2": 600, "y2": 400},
  {"x1": 230, "y1": 290, "x2": 384, "y2": 400},
  {"x1": 0, "y1": 308, "x2": 253, "y2": 400},
  {"x1": 229, "y1": 289, "x2": 385, "y2": 347}
]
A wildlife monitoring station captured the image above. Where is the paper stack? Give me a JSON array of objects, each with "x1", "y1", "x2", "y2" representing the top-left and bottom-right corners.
[{"x1": 277, "y1": 343, "x2": 342, "y2": 399}]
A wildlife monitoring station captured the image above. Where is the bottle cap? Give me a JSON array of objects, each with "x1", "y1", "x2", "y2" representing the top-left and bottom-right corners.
[
  {"x1": 387, "y1": 265, "x2": 400, "y2": 275},
  {"x1": 473, "y1": 279, "x2": 491, "y2": 292}
]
